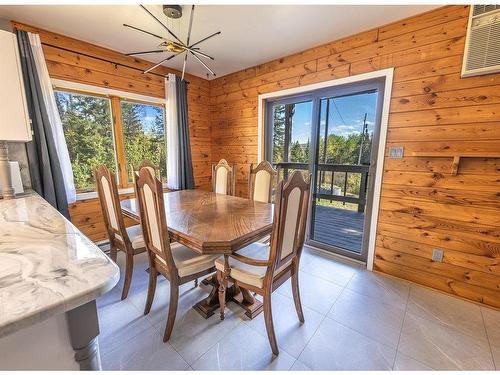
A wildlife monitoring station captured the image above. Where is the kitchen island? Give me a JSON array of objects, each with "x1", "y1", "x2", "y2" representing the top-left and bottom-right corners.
[{"x1": 0, "y1": 193, "x2": 119, "y2": 370}]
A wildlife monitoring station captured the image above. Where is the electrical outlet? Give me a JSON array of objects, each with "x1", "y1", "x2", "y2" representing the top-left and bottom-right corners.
[
  {"x1": 389, "y1": 146, "x2": 404, "y2": 159},
  {"x1": 432, "y1": 249, "x2": 444, "y2": 262}
]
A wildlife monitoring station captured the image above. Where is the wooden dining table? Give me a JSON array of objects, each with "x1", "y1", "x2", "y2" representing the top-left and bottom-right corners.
[{"x1": 120, "y1": 189, "x2": 274, "y2": 319}]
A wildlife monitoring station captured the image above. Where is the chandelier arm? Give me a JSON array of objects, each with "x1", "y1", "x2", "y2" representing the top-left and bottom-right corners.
[
  {"x1": 189, "y1": 48, "x2": 214, "y2": 61},
  {"x1": 186, "y1": 5, "x2": 195, "y2": 46},
  {"x1": 166, "y1": 51, "x2": 183, "y2": 61},
  {"x1": 126, "y1": 50, "x2": 164, "y2": 56},
  {"x1": 143, "y1": 56, "x2": 174, "y2": 74},
  {"x1": 189, "y1": 31, "x2": 221, "y2": 49},
  {"x1": 140, "y1": 4, "x2": 185, "y2": 46},
  {"x1": 123, "y1": 24, "x2": 165, "y2": 40},
  {"x1": 190, "y1": 51, "x2": 216, "y2": 76},
  {"x1": 181, "y1": 54, "x2": 188, "y2": 81}
]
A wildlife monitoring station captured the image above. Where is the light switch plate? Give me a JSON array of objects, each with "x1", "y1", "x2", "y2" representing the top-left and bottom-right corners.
[
  {"x1": 432, "y1": 249, "x2": 444, "y2": 262},
  {"x1": 389, "y1": 146, "x2": 404, "y2": 159}
]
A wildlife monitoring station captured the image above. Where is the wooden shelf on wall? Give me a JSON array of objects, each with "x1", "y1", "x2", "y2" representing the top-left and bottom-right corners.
[{"x1": 411, "y1": 152, "x2": 500, "y2": 175}]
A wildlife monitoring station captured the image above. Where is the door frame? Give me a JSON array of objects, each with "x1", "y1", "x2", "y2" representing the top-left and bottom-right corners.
[{"x1": 257, "y1": 68, "x2": 394, "y2": 270}]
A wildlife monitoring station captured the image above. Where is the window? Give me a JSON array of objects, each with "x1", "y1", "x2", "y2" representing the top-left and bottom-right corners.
[
  {"x1": 270, "y1": 100, "x2": 312, "y2": 165},
  {"x1": 121, "y1": 101, "x2": 166, "y2": 183},
  {"x1": 55, "y1": 91, "x2": 118, "y2": 192},
  {"x1": 55, "y1": 89, "x2": 166, "y2": 192}
]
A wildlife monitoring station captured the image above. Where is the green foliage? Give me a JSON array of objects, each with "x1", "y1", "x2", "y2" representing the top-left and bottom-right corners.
[
  {"x1": 121, "y1": 102, "x2": 166, "y2": 183},
  {"x1": 318, "y1": 132, "x2": 372, "y2": 165},
  {"x1": 272, "y1": 104, "x2": 286, "y2": 163},
  {"x1": 56, "y1": 92, "x2": 116, "y2": 191},
  {"x1": 289, "y1": 139, "x2": 310, "y2": 163}
]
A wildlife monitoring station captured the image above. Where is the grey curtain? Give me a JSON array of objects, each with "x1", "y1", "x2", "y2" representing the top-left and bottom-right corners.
[
  {"x1": 176, "y1": 76, "x2": 195, "y2": 189},
  {"x1": 16, "y1": 30, "x2": 70, "y2": 219}
]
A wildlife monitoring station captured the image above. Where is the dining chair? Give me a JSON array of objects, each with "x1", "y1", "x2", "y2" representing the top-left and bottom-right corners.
[
  {"x1": 216, "y1": 170, "x2": 311, "y2": 355},
  {"x1": 212, "y1": 158, "x2": 235, "y2": 195},
  {"x1": 248, "y1": 160, "x2": 277, "y2": 203},
  {"x1": 95, "y1": 165, "x2": 146, "y2": 300},
  {"x1": 131, "y1": 159, "x2": 159, "y2": 181},
  {"x1": 134, "y1": 168, "x2": 220, "y2": 342}
]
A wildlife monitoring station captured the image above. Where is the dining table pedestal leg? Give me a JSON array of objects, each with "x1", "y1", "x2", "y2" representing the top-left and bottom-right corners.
[{"x1": 193, "y1": 276, "x2": 263, "y2": 319}]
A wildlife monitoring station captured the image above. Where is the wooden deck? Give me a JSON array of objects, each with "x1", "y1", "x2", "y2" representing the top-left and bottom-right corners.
[{"x1": 311, "y1": 205, "x2": 365, "y2": 254}]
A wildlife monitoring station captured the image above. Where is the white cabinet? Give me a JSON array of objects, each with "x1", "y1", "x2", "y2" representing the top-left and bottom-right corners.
[{"x1": 0, "y1": 30, "x2": 31, "y2": 142}]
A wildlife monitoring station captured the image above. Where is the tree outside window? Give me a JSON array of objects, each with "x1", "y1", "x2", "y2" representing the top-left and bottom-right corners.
[{"x1": 55, "y1": 91, "x2": 117, "y2": 192}]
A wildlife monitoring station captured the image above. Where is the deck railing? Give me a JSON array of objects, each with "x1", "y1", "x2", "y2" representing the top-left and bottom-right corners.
[{"x1": 274, "y1": 162, "x2": 369, "y2": 213}]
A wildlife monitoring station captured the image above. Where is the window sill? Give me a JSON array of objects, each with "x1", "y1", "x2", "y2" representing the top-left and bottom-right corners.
[{"x1": 75, "y1": 183, "x2": 169, "y2": 202}]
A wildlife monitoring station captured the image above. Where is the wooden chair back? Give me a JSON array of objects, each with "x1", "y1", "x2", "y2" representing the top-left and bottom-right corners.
[
  {"x1": 135, "y1": 167, "x2": 177, "y2": 278},
  {"x1": 248, "y1": 160, "x2": 277, "y2": 203},
  {"x1": 268, "y1": 170, "x2": 311, "y2": 279},
  {"x1": 131, "y1": 160, "x2": 159, "y2": 181},
  {"x1": 212, "y1": 159, "x2": 235, "y2": 195},
  {"x1": 95, "y1": 165, "x2": 129, "y2": 245}
]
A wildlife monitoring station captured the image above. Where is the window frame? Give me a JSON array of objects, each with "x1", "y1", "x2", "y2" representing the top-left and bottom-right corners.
[{"x1": 53, "y1": 80, "x2": 166, "y2": 195}]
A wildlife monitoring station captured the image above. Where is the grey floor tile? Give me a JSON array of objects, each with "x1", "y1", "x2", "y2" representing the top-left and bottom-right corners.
[
  {"x1": 408, "y1": 285, "x2": 487, "y2": 341},
  {"x1": 98, "y1": 299, "x2": 155, "y2": 355},
  {"x1": 346, "y1": 271, "x2": 409, "y2": 309},
  {"x1": 298, "y1": 317, "x2": 396, "y2": 370},
  {"x1": 290, "y1": 359, "x2": 313, "y2": 371},
  {"x1": 393, "y1": 352, "x2": 434, "y2": 371},
  {"x1": 329, "y1": 288, "x2": 405, "y2": 348},
  {"x1": 491, "y1": 345, "x2": 500, "y2": 370},
  {"x1": 399, "y1": 312, "x2": 495, "y2": 370},
  {"x1": 244, "y1": 292, "x2": 324, "y2": 358},
  {"x1": 191, "y1": 323, "x2": 296, "y2": 370},
  {"x1": 299, "y1": 247, "x2": 359, "y2": 287},
  {"x1": 129, "y1": 276, "x2": 211, "y2": 328},
  {"x1": 276, "y1": 270, "x2": 343, "y2": 315},
  {"x1": 483, "y1": 307, "x2": 500, "y2": 370},
  {"x1": 101, "y1": 326, "x2": 189, "y2": 370},
  {"x1": 482, "y1": 306, "x2": 500, "y2": 347},
  {"x1": 167, "y1": 304, "x2": 244, "y2": 365}
]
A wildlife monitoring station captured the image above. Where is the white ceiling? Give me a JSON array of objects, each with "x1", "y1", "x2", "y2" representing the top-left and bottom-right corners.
[{"x1": 0, "y1": 4, "x2": 438, "y2": 79}]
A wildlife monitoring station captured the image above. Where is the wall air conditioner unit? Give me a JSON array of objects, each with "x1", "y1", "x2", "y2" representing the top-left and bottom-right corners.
[{"x1": 462, "y1": 5, "x2": 500, "y2": 77}]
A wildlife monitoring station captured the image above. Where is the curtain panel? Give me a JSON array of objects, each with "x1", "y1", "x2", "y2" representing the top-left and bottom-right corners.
[
  {"x1": 175, "y1": 75, "x2": 194, "y2": 190},
  {"x1": 16, "y1": 29, "x2": 70, "y2": 219},
  {"x1": 166, "y1": 74, "x2": 194, "y2": 190},
  {"x1": 28, "y1": 32, "x2": 76, "y2": 203},
  {"x1": 166, "y1": 73, "x2": 180, "y2": 189}
]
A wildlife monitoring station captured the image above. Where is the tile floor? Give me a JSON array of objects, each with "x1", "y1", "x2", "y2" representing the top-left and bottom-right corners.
[{"x1": 97, "y1": 246, "x2": 500, "y2": 371}]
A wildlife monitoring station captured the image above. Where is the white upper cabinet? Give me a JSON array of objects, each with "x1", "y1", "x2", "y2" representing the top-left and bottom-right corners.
[{"x1": 0, "y1": 30, "x2": 31, "y2": 142}]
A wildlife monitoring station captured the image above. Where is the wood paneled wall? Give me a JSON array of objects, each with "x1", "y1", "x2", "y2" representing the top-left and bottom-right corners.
[
  {"x1": 209, "y1": 5, "x2": 500, "y2": 308},
  {"x1": 12, "y1": 22, "x2": 211, "y2": 242}
]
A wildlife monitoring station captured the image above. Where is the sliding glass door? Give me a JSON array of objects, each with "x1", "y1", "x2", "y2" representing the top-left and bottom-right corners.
[{"x1": 265, "y1": 79, "x2": 385, "y2": 262}]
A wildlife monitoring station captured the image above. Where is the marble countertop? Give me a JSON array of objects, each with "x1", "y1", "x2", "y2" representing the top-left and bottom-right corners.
[{"x1": 0, "y1": 193, "x2": 119, "y2": 338}]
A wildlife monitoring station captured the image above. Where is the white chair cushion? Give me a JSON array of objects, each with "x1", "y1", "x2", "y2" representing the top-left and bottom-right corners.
[
  {"x1": 115, "y1": 224, "x2": 145, "y2": 250},
  {"x1": 158, "y1": 243, "x2": 219, "y2": 277},
  {"x1": 215, "y1": 242, "x2": 291, "y2": 288}
]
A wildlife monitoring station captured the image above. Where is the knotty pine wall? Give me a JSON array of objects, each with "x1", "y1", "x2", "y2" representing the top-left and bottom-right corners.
[
  {"x1": 209, "y1": 5, "x2": 500, "y2": 308},
  {"x1": 12, "y1": 22, "x2": 212, "y2": 242}
]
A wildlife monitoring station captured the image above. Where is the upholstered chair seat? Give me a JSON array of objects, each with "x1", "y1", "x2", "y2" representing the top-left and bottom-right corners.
[
  {"x1": 215, "y1": 243, "x2": 291, "y2": 288},
  {"x1": 115, "y1": 224, "x2": 145, "y2": 251},
  {"x1": 156, "y1": 243, "x2": 219, "y2": 277}
]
